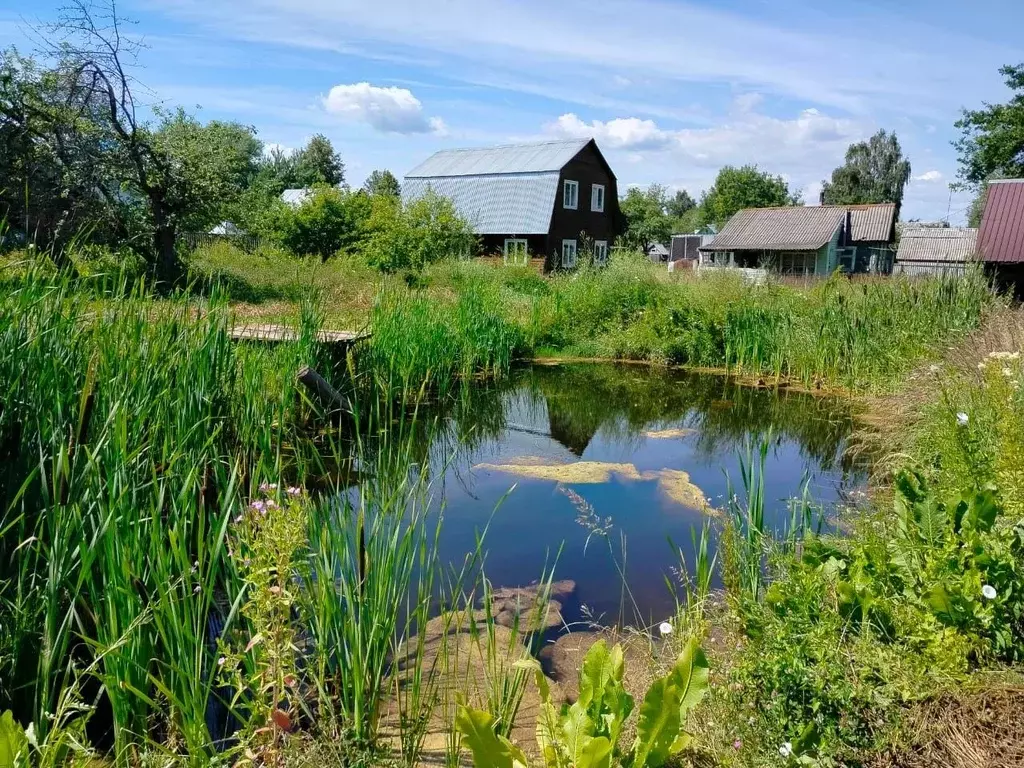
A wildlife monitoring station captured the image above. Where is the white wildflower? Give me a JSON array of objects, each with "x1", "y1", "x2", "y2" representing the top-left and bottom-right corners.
[
  {"x1": 929, "y1": 364, "x2": 940, "y2": 373},
  {"x1": 779, "y1": 742, "x2": 793, "y2": 758},
  {"x1": 982, "y1": 584, "x2": 997, "y2": 600},
  {"x1": 1004, "y1": 367, "x2": 1014, "y2": 378},
  {"x1": 658, "y1": 621, "x2": 673, "y2": 636},
  {"x1": 956, "y1": 412, "x2": 969, "y2": 427},
  {"x1": 978, "y1": 362, "x2": 987, "y2": 371}
]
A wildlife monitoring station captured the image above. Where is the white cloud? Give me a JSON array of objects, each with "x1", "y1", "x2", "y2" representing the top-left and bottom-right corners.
[
  {"x1": 914, "y1": 170, "x2": 944, "y2": 182},
  {"x1": 732, "y1": 92, "x2": 764, "y2": 113},
  {"x1": 322, "y1": 82, "x2": 444, "y2": 134},
  {"x1": 546, "y1": 113, "x2": 673, "y2": 150}
]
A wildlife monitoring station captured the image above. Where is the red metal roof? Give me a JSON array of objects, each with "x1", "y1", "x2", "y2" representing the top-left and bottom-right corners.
[{"x1": 978, "y1": 180, "x2": 1024, "y2": 263}]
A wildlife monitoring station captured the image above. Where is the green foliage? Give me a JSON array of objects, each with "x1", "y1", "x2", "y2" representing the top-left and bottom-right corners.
[
  {"x1": 256, "y1": 186, "x2": 372, "y2": 258},
  {"x1": 454, "y1": 706, "x2": 529, "y2": 768},
  {"x1": 152, "y1": 108, "x2": 264, "y2": 231},
  {"x1": 363, "y1": 191, "x2": 476, "y2": 273},
  {"x1": 820, "y1": 130, "x2": 912, "y2": 211},
  {"x1": 66, "y1": 242, "x2": 148, "y2": 283},
  {"x1": 619, "y1": 185, "x2": 672, "y2": 254},
  {"x1": 698, "y1": 165, "x2": 800, "y2": 228},
  {"x1": 666, "y1": 189, "x2": 696, "y2": 219},
  {"x1": 0, "y1": 711, "x2": 28, "y2": 768},
  {"x1": 955, "y1": 63, "x2": 1024, "y2": 186},
  {"x1": 362, "y1": 169, "x2": 401, "y2": 198},
  {"x1": 456, "y1": 638, "x2": 708, "y2": 768},
  {"x1": 294, "y1": 133, "x2": 345, "y2": 187}
]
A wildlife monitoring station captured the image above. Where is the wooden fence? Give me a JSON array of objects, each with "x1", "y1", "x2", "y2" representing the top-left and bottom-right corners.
[{"x1": 180, "y1": 231, "x2": 265, "y2": 253}]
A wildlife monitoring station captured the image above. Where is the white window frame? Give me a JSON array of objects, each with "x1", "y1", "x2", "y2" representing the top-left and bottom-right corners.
[
  {"x1": 561, "y1": 239, "x2": 578, "y2": 269},
  {"x1": 593, "y1": 240, "x2": 608, "y2": 265},
  {"x1": 503, "y1": 238, "x2": 529, "y2": 265},
  {"x1": 563, "y1": 180, "x2": 579, "y2": 210},
  {"x1": 591, "y1": 183, "x2": 605, "y2": 212}
]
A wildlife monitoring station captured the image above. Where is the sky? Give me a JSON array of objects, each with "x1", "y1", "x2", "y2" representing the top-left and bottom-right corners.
[{"x1": 3, "y1": 0, "x2": 1024, "y2": 223}]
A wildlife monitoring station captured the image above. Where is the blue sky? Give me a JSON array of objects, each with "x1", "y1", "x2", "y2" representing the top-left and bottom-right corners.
[{"x1": 3, "y1": 0, "x2": 1024, "y2": 222}]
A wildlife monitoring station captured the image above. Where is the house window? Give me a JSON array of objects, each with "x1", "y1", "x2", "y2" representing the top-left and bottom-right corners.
[
  {"x1": 593, "y1": 240, "x2": 608, "y2": 265},
  {"x1": 563, "y1": 180, "x2": 579, "y2": 210},
  {"x1": 561, "y1": 239, "x2": 578, "y2": 268},
  {"x1": 504, "y1": 238, "x2": 529, "y2": 265},
  {"x1": 591, "y1": 184, "x2": 605, "y2": 212},
  {"x1": 777, "y1": 251, "x2": 814, "y2": 276},
  {"x1": 837, "y1": 247, "x2": 856, "y2": 272}
]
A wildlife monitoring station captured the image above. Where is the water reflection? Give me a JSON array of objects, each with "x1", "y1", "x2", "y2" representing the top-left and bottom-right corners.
[{"x1": 374, "y1": 363, "x2": 863, "y2": 625}]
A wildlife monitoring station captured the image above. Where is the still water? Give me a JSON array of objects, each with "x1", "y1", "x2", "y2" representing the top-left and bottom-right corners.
[{"x1": 415, "y1": 363, "x2": 864, "y2": 625}]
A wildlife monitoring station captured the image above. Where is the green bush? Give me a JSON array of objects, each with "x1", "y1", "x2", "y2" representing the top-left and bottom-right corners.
[
  {"x1": 251, "y1": 186, "x2": 372, "y2": 259},
  {"x1": 363, "y1": 191, "x2": 476, "y2": 273},
  {"x1": 67, "y1": 243, "x2": 148, "y2": 282}
]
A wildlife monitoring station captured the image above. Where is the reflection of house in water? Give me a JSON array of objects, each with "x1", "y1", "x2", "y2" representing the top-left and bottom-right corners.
[{"x1": 547, "y1": 406, "x2": 597, "y2": 457}]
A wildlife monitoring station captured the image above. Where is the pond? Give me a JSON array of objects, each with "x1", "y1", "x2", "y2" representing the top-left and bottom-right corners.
[{"x1": 411, "y1": 363, "x2": 866, "y2": 627}]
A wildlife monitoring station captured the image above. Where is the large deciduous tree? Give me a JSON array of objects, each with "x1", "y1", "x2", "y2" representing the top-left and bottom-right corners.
[
  {"x1": 820, "y1": 130, "x2": 912, "y2": 213},
  {"x1": 698, "y1": 165, "x2": 799, "y2": 228},
  {"x1": 955, "y1": 64, "x2": 1024, "y2": 187},
  {"x1": 620, "y1": 184, "x2": 672, "y2": 255},
  {"x1": 152, "y1": 110, "x2": 263, "y2": 232}
]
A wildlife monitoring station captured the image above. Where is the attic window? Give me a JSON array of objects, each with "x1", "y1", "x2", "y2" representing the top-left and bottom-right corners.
[
  {"x1": 563, "y1": 180, "x2": 579, "y2": 210},
  {"x1": 591, "y1": 184, "x2": 605, "y2": 212}
]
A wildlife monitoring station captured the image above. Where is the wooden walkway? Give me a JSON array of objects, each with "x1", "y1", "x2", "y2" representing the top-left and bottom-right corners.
[{"x1": 229, "y1": 324, "x2": 369, "y2": 346}]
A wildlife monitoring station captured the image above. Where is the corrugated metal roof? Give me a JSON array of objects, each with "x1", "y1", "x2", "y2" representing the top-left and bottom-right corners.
[
  {"x1": 281, "y1": 188, "x2": 312, "y2": 206},
  {"x1": 848, "y1": 203, "x2": 896, "y2": 242},
  {"x1": 405, "y1": 139, "x2": 590, "y2": 178},
  {"x1": 978, "y1": 179, "x2": 1024, "y2": 263},
  {"x1": 402, "y1": 174, "x2": 560, "y2": 235},
  {"x1": 895, "y1": 227, "x2": 978, "y2": 263},
  {"x1": 700, "y1": 206, "x2": 845, "y2": 251}
]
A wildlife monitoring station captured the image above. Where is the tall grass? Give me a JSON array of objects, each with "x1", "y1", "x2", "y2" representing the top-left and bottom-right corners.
[{"x1": 0, "y1": 271, "x2": 536, "y2": 764}]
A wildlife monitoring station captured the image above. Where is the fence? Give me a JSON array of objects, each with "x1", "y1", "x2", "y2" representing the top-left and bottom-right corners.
[{"x1": 180, "y1": 231, "x2": 265, "y2": 253}]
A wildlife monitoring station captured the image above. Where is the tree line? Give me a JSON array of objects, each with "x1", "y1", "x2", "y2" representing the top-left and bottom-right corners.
[
  {"x1": 2, "y1": 1, "x2": 1021, "y2": 273},
  {"x1": 620, "y1": 131, "x2": 912, "y2": 254}
]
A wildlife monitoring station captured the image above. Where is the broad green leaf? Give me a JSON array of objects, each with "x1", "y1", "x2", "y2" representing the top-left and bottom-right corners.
[
  {"x1": 670, "y1": 638, "x2": 710, "y2": 716},
  {"x1": 927, "y1": 584, "x2": 954, "y2": 622},
  {"x1": 454, "y1": 705, "x2": 529, "y2": 768},
  {"x1": 561, "y1": 703, "x2": 598, "y2": 764},
  {"x1": 0, "y1": 711, "x2": 28, "y2": 768},
  {"x1": 575, "y1": 736, "x2": 613, "y2": 768},
  {"x1": 578, "y1": 639, "x2": 612, "y2": 710},
  {"x1": 631, "y1": 676, "x2": 682, "y2": 767}
]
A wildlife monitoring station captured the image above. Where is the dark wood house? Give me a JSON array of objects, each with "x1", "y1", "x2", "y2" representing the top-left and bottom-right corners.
[{"x1": 403, "y1": 139, "x2": 619, "y2": 271}]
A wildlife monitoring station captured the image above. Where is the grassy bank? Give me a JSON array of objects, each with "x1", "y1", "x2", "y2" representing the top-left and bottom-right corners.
[{"x1": 189, "y1": 243, "x2": 993, "y2": 393}]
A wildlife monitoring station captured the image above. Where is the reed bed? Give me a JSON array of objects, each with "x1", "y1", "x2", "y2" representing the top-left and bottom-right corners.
[{"x1": 0, "y1": 271, "x2": 537, "y2": 765}]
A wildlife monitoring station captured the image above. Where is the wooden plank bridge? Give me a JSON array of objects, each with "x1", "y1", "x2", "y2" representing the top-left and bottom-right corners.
[{"x1": 228, "y1": 324, "x2": 369, "y2": 347}]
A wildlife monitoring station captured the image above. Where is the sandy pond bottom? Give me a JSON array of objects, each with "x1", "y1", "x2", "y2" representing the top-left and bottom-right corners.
[{"x1": 418, "y1": 363, "x2": 865, "y2": 626}]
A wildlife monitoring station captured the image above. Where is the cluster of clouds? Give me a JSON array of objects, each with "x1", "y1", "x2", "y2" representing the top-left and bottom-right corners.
[{"x1": 322, "y1": 82, "x2": 447, "y2": 136}]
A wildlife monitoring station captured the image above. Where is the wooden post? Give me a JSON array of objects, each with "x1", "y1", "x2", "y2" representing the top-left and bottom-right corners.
[{"x1": 296, "y1": 366, "x2": 347, "y2": 413}]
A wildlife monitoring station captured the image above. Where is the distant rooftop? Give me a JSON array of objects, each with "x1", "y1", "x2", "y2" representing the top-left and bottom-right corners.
[{"x1": 896, "y1": 227, "x2": 978, "y2": 264}]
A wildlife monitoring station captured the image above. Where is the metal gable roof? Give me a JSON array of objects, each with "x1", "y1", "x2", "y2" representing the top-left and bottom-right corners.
[
  {"x1": 848, "y1": 203, "x2": 896, "y2": 242},
  {"x1": 700, "y1": 206, "x2": 846, "y2": 251},
  {"x1": 978, "y1": 179, "x2": 1024, "y2": 263},
  {"x1": 405, "y1": 139, "x2": 591, "y2": 178},
  {"x1": 896, "y1": 227, "x2": 978, "y2": 264},
  {"x1": 402, "y1": 174, "x2": 560, "y2": 235}
]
